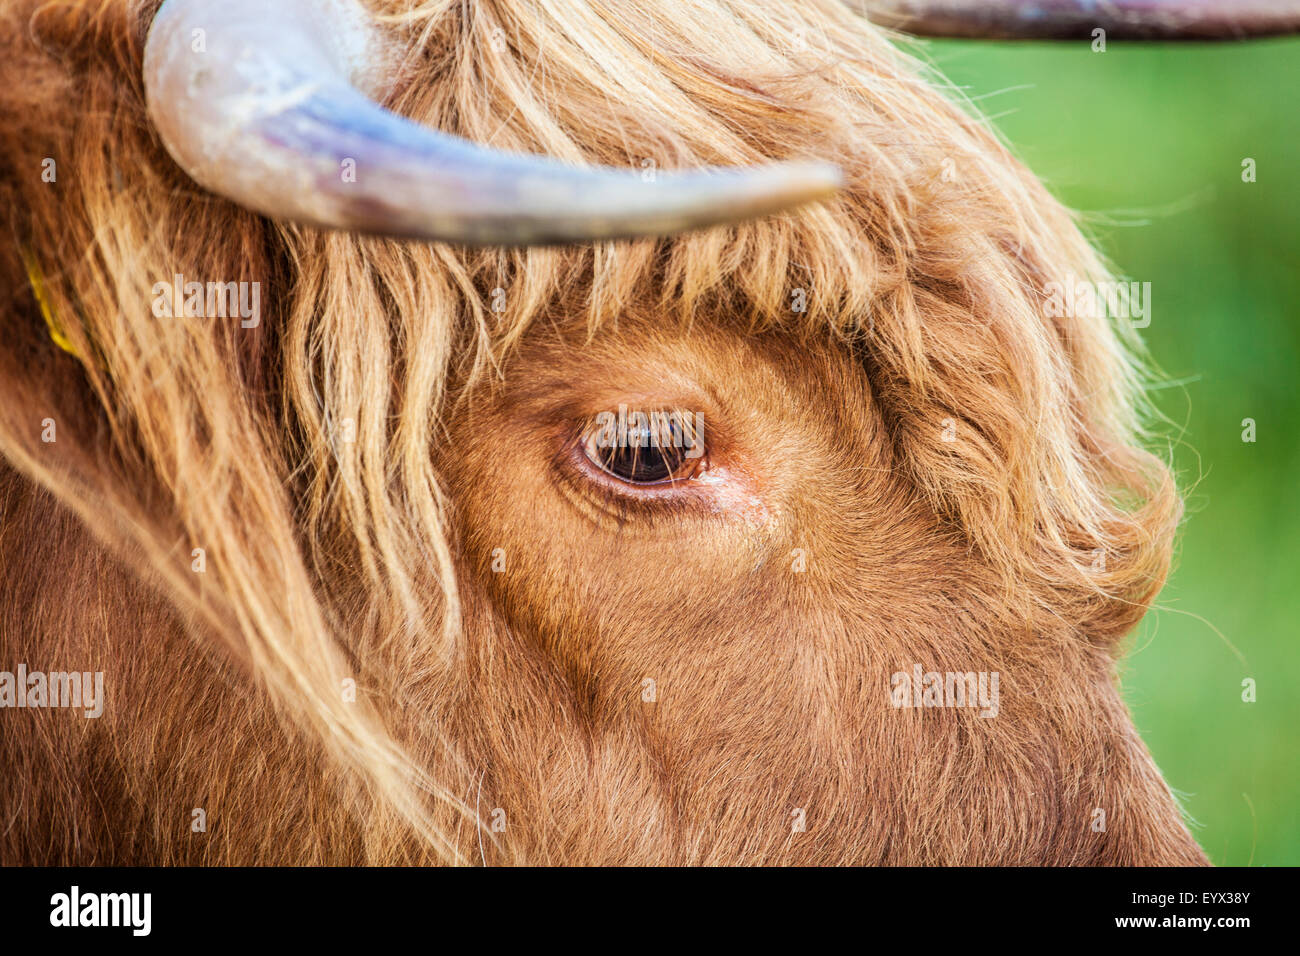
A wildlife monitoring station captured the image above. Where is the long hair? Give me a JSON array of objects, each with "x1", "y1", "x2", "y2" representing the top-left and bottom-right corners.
[{"x1": 0, "y1": 0, "x2": 1181, "y2": 863}]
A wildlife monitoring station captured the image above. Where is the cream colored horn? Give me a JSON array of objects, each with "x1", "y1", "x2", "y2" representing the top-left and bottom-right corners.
[{"x1": 143, "y1": 0, "x2": 841, "y2": 246}]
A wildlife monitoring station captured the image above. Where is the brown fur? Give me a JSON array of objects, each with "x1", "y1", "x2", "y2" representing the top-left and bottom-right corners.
[{"x1": 0, "y1": 0, "x2": 1206, "y2": 864}]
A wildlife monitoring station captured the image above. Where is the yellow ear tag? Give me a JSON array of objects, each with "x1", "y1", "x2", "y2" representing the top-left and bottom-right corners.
[{"x1": 20, "y1": 245, "x2": 79, "y2": 358}]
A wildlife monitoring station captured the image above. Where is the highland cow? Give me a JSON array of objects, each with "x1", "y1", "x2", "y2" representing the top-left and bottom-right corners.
[{"x1": 3, "y1": 0, "x2": 1285, "y2": 865}]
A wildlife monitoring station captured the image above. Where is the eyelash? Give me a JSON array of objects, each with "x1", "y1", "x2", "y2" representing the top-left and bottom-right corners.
[
  {"x1": 551, "y1": 414, "x2": 712, "y2": 523},
  {"x1": 576, "y1": 412, "x2": 706, "y2": 482}
]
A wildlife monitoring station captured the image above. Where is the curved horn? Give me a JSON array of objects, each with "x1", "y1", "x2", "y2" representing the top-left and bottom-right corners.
[
  {"x1": 857, "y1": 1, "x2": 1300, "y2": 39},
  {"x1": 143, "y1": 0, "x2": 842, "y2": 246}
]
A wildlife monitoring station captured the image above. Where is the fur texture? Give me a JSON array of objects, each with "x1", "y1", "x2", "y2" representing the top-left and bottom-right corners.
[{"x1": 0, "y1": 0, "x2": 1206, "y2": 864}]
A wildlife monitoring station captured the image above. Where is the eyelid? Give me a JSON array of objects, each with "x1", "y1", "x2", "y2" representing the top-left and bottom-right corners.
[
  {"x1": 556, "y1": 409, "x2": 707, "y2": 512},
  {"x1": 552, "y1": 410, "x2": 769, "y2": 527},
  {"x1": 579, "y1": 417, "x2": 707, "y2": 486}
]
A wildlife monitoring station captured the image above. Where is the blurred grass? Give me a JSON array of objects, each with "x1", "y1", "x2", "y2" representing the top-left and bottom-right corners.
[{"x1": 921, "y1": 36, "x2": 1299, "y2": 866}]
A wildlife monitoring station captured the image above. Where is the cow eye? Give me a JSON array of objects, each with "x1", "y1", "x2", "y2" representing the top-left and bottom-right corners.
[
  {"x1": 589, "y1": 441, "x2": 687, "y2": 484},
  {"x1": 580, "y1": 412, "x2": 705, "y2": 486}
]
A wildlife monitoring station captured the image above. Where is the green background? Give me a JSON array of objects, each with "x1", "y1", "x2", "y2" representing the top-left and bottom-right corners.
[{"x1": 924, "y1": 36, "x2": 1298, "y2": 865}]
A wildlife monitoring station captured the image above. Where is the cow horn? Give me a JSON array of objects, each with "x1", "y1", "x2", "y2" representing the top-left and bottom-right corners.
[
  {"x1": 856, "y1": 1, "x2": 1300, "y2": 39},
  {"x1": 143, "y1": 0, "x2": 842, "y2": 246}
]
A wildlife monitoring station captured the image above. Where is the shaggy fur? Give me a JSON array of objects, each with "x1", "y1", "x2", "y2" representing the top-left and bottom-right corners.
[{"x1": 0, "y1": 0, "x2": 1206, "y2": 864}]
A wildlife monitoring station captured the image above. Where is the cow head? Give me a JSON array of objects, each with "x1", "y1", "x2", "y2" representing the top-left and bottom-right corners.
[{"x1": 4, "y1": 0, "x2": 1288, "y2": 863}]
